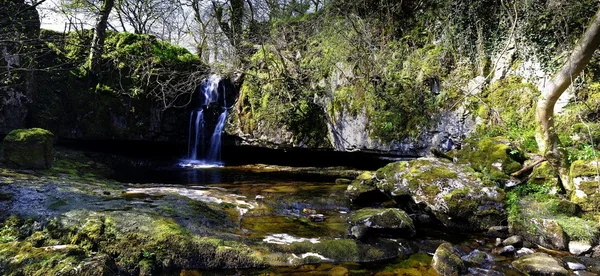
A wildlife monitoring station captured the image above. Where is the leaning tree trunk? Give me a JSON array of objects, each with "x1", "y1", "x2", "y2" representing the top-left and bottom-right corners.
[
  {"x1": 536, "y1": 7, "x2": 600, "y2": 192},
  {"x1": 88, "y1": 0, "x2": 115, "y2": 75}
]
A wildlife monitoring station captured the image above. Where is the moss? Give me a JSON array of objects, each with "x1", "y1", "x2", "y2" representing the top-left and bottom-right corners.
[
  {"x1": 4, "y1": 128, "x2": 54, "y2": 143},
  {"x1": 456, "y1": 137, "x2": 523, "y2": 182},
  {"x1": 286, "y1": 239, "x2": 360, "y2": 261},
  {"x1": 443, "y1": 188, "x2": 479, "y2": 217},
  {"x1": 3, "y1": 128, "x2": 54, "y2": 169},
  {"x1": 555, "y1": 216, "x2": 599, "y2": 243},
  {"x1": 570, "y1": 159, "x2": 600, "y2": 178},
  {"x1": 349, "y1": 208, "x2": 414, "y2": 231}
]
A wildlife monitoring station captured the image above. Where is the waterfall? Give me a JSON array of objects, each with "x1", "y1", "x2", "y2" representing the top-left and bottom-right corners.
[
  {"x1": 207, "y1": 111, "x2": 227, "y2": 162},
  {"x1": 182, "y1": 74, "x2": 227, "y2": 167}
]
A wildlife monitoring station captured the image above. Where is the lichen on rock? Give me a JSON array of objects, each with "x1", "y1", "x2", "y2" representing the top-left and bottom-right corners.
[{"x1": 373, "y1": 157, "x2": 506, "y2": 231}]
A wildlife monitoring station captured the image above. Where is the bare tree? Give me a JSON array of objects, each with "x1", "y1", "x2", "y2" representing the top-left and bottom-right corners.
[
  {"x1": 536, "y1": 7, "x2": 600, "y2": 191},
  {"x1": 87, "y1": 0, "x2": 114, "y2": 74}
]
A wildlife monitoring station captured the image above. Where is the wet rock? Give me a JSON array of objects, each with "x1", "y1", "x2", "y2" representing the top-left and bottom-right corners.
[
  {"x1": 348, "y1": 208, "x2": 415, "y2": 239},
  {"x1": 487, "y1": 226, "x2": 509, "y2": 238},
  {"x1": 498, "y1": 245, "x2": 515, "y2": 256},
  {"x1": 567, "y1": 262, "x2": 586, "y2": 271},
  {"x1": 468, "y1": 267, "x2": 505, "y2": 276},
  {"x1": 502, "y1": 235, "x2": 523, "y2": 247},
  {"x1": 570, "y1": 241, "x2": 593, "y2": 256},
  {"x1": 432, "y1": 243, "x2": 465, "y2": 276},
  {"x1": 374, "y1": 158, "x2": 506, "y2": 231},
  {"x1": 589, "y1": 245, "x2": 600, "y2": 258},
  {"x1": 308, "y1": 214, "x2": 325, "y2": 222},
  {"x1": 495, "y1": 238, "x2": 502, "y2": 247},
  {"x1": 516, "y1": 247, "x2": 535, "y2": 257},
  {"x1": 3, "y1": 128, "x2": 54, "y2": 169},
  {"x1": 461, "y1": 249, "x2": 493, "y2": 269},
  {"x1": 570, "y1": 159, "x2": 600, "y2": 210},
  {"x1": 512, "y1": 253, "x2": 568, "y2": 276},
  {"x1": 575, "y1": 256, "x2": 600, "y2": 273}
]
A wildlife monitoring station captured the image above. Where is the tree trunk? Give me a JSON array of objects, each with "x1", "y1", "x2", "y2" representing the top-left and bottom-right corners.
[
  {"x1": 88, "y1": 0, "x2": 115, "y2": 75},
  {"x1": 536, "y1": 8, "x2": 600, "y2": 192}
]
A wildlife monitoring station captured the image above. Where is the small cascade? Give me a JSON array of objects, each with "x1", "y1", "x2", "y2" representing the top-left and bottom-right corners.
[
  {"x1": 207, "y1": 110, "x2": 227, "y2": 162},
  {"x1": 181, "y1": 74, "x2": 228, "y2": 168}
]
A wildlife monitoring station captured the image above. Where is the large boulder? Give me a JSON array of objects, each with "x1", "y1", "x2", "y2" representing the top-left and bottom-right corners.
[
  {"x1": 570, "y1": 159, "x2": 600, "y2": 211},
  {"x1": 3, "y1": 128, "x2": 54, "y2": 169},
  {"x1": 512, "y1": 252, "x2": 568, "y2": 276},
  {"x1": 348, "y1": 208, "x2": 415, "y2": 239},
  {"x1": 374, "y1": 158, "x2": 506, "y2": 231}
]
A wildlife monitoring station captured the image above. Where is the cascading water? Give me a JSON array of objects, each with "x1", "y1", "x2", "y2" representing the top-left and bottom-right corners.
[{"x1": 181, "y1": 74, "x2": 228, "y2": 168}]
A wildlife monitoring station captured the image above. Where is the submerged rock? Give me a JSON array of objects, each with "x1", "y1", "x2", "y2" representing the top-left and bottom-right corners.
[
  {"x1": 3, "y1": 128, "x2": 54, "y2": 169},
  {"x1": 348, "y1": 208, "x2": 415, "y2": 239},
  {"x1": 374, "y1": 158, "x2": 506, "y2": 231},
  {"x1": 431, "y1": 243, "x2": 466, "y2": 276},
  {"x1": 512, "y1": 253, "x2": 568, "y2": 276}
]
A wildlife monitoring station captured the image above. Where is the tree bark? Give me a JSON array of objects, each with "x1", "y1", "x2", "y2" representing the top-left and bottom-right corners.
[
  {"x1": 88, "y1": 0, "x2": 115, "y2": 75},
  {"x1": 536, "y1": 7, "x2": 600, "y2": 192}
]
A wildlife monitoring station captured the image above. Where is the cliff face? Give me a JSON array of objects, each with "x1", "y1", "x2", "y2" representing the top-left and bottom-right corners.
[
  {"x1": 3, "y1": 0, "x2": 600, "y2": 156},
  {"x1": 225, "y1": 0, "x2": 600, "y2": 155},
  {"x1": 0, "y1": 0, "x2": 41, "y2": 134}
]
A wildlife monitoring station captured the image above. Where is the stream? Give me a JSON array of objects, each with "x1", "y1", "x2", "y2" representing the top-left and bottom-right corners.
[{"x1": 112, "y1": 161, "x2": 530, "y2": 275}]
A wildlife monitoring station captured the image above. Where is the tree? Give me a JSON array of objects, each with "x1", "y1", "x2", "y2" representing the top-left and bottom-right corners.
[
  {"x1": 87, "y1": 0, "x2": 115, "y2": 74},
  {"x1": 535, "y1": 7, "x2": 600, "y2": 191}
]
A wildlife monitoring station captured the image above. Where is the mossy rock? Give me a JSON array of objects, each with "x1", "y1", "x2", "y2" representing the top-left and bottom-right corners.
[
  {"x1": 570, "y1": 159, "x2": 600, "y2": 211},
  {"x1": 275, "y1": 238, "x2": 401, "y2": 263},
  {"x1": 348, "y1": 208, "x2": 416, "y2": 238},
  {"x1": 455, "y1": 136, "x2": 523, "y2": 183},
  {"x1": 431, "y1": 243, "x2": 465, "y2": 276},
  {"x1": 346, "y1": 171, "x2": 388, "y2": 205},
  {"x1": 374, "y1": 158, "x2": 506, "y2": 231},
  {"x1": 3, "y1": 128, "x2": 54, "y2": 169},
  {"x1": 528, "y1": 162, "x2": 560, "y2": 188},
  {"x1": 511, "y1": 217, "x2": 568, "y2": 250}
]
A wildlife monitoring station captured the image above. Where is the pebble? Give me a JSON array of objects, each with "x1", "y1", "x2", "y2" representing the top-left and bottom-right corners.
[{"x1": 495, "y1": 238, "x2": 502, "y2": 247}]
